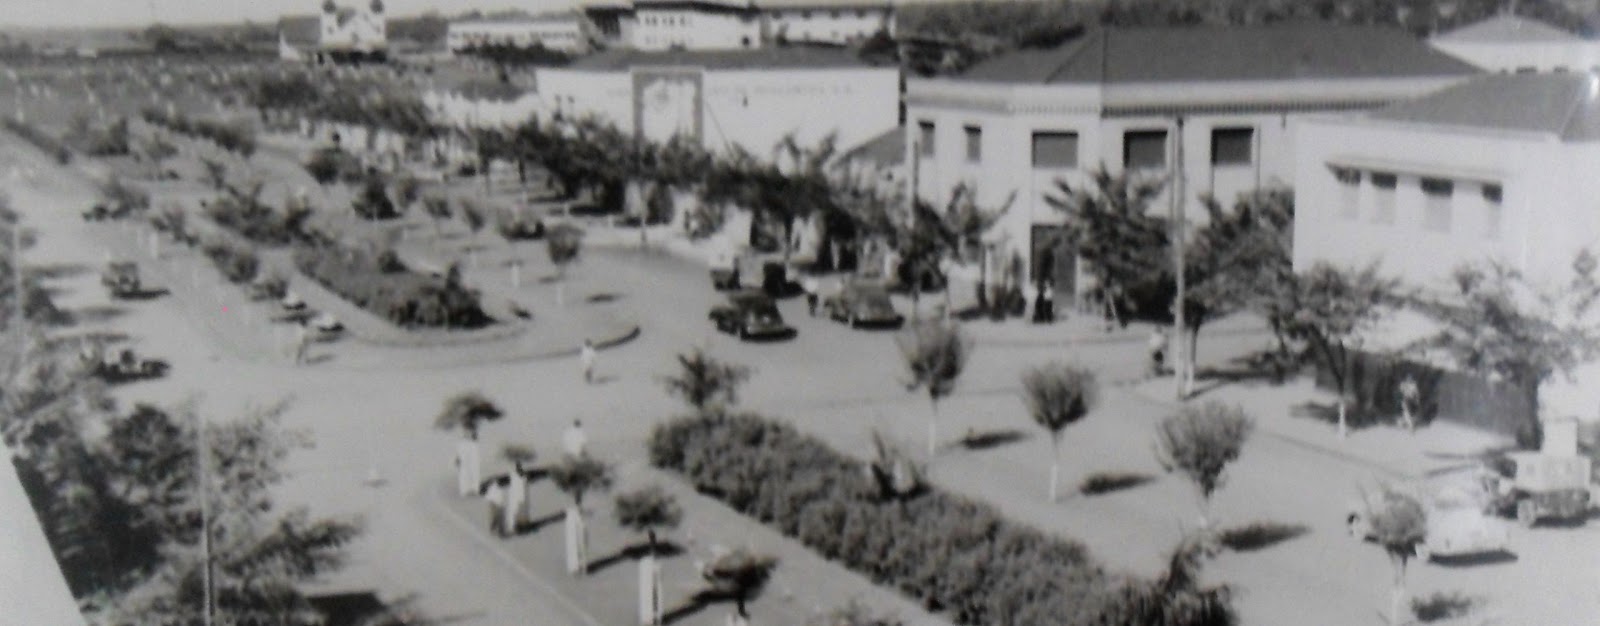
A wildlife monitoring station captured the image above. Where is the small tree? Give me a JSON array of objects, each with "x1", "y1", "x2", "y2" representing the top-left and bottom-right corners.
[
  {"x1": 393, "y1": 174, "x2": 422, "y2": 215},
  {"x1": 701, "y1": 547, "x2": 778, "y2": 623},
  {"x1": 1021, "y1": 362, "x2": 1098, "y2": 501},
  {"x1": 421, "y1": 193, "x2": 451, "y2": 243},
  {"x1": 1153, "y1": 401, "x2": 1254, "y2": 527},
  {"x1": 1285, "y1": 262, "x2": 1396, "y2": 438},
  {"x1": 896, "y1": 319, "x2": 972, "y2": 456},
  {"x1": 459, "y1": 199, "x2": 487, "y2": 266},
  {"x1": 546, "y1": 223, "x2": 584, "y2": 306},
  {"x1": 1420, "y1": 251, "x2": 1600, "y2": 448},
  {"x1": 659, "y1": 347, "x2": 751, "y2": 414},
  {"x1": 432, "y1": 391, "x2": 503, "y2": 439},
  {"x1": 1361, "y1": 483, "x2": 1427, "y2": 625},
  {"x1": 613, "y1": 485, "x2": 682, "y2": 556},
  {"x1": 549, "y1": 454, "x2": 614, "y2": 508}
]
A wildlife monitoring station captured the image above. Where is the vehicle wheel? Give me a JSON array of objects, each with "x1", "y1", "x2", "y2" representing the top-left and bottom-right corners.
[
  {"x1": 1516, "y1": 500, "x2": 1538, "y2": 528},
  {"x1": 1413, "y1": 542, "x2": 1431, "y2": 562}
]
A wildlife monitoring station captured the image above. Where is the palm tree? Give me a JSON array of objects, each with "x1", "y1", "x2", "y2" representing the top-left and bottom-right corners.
[
  {"x1": 1021, "y1": 362, "x2": 1097, "y2": 501},
  {"x1": 613, "y1": 486, "x2": 682, "y2": 556},
  {"x1": 432, "y1": 391, "x2": 503, "y2": 439},
  {"x1": 659, "y1": 347, "x2": 751, "y2": 414},
  {"x1": 896, "y1": 319, "x2": 972, "y2": 457},
  {"x1": 700, "y1": 547, "x2": 778, "y2": 624}
]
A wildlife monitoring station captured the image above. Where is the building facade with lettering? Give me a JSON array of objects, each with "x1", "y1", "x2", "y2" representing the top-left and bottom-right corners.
[
  {"x1": 535, "y1": 47, "x2": 899, "y2": 156},
  {"x1": 904, "y1": 25, "x2": 1478, "y2": 301}
]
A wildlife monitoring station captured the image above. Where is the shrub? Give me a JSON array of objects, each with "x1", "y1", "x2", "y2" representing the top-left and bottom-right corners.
[
  {"x1": 495, "y1": 209, "x2": 545, "y2": 241},
  {"x1": 141, "y1": 108, "x2": 255, "y2": 157},
  {"x1": 202, "y1": 239, "x2": 260, "y2": 284},
  {"x1": 292, "y1": 243, "x2": 492, "y2": 329},
  {"x1": 646, "y1": 411, "x2": 1209, "y2": 625},
  {"x1": 352, "y1": 174, "x2": 399, "y2": 220},
  {"x1": 207, "y1": 185, "x2": 300, "y2": 246}
]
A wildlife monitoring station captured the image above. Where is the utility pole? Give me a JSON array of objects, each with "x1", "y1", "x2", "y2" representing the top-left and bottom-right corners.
[
  {"x1": 1171, "y1": 115, "x2": 1188, "y2": 401},
  {"x1": 196, "y1": 410, "x2": 215, "y2": 626}
]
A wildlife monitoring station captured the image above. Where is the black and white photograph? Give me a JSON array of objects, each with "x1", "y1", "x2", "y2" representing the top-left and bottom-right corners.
[{"x1": 2, "y1": 0, "x2": 1598, "y2": 624}]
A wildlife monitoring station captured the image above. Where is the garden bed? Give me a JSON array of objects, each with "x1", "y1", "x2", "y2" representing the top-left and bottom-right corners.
[
  {"x1": 648, "y1": 412, "x2": 1233, "y2": 625},
  {"x1": 292, "y1": 242, "x2": 494, "y2": 331}
]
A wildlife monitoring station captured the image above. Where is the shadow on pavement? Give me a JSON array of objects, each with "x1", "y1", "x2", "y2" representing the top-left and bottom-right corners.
[
  {"x1": 586, "y1": 541, "x2": 685, "y2": 575},
  {"x1": 958, "y1": 428, "x2": 1030, "y2": 451},
  {"x1": 1430, "y1": 551, "x2": 1518, "y2": 568},
  {"x1": 1079, "y1": 472, "x2": 1156, "y2": 496},
  {"x1": 71, "y1": 304, "x2": 128, "y2": 324},
  {"x1": 1216, "y1": 521, "x2": 1311, "y2": 552}
]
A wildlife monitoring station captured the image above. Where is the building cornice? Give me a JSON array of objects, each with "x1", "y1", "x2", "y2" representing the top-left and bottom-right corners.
[{"x1": 908, "y1": 76, "x2": 1473, "y2": 117}]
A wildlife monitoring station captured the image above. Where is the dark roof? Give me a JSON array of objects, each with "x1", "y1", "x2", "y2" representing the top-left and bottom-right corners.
[
  {"x1": 840, "y1": 125, "x2": 903, "y2": 167},
  {"x1": 1368, "y1": 72, "x2": 1600, "y2": 141},
  {"x1": 566, "y1": 46, "x2": 881, "y2": 70},
  {"x1": 278, "y1": 16, "x2": 321, "y2": 47},
  {"x1": 960, "y1": 25, "x2": 1480, "y2": 84},
  {"x1": 1434, "y1": 14, "x2": 1579, "y2": 43}
]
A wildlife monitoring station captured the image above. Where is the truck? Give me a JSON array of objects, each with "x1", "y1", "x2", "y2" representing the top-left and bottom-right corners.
[{"x1": 1481, "y1": 451, "x2": 1592, "y2": 527}]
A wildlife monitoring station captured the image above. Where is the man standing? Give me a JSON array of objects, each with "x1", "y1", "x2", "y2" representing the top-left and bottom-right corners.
[
  {"x1": 1147, "y1": 327, "x2": 1167, "y2": 378},
  {"x1": 580, "y1": 339, "x2": 596, "y2": 384},
  {"x1": 482, "y1": 475, "x2": 509, "y2": 537},
  {"x1": 802, "y1": 275, "x2": 819, "y2": 317},
  {"x1": 563, "y1": 419, "x2": 588, "y2": 458}
]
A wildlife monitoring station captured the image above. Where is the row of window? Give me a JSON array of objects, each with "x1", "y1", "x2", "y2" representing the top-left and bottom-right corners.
[
  {"x1": 915, "y1": 121, "x2": 1256, "y2": 170},
  {"x1": 783, "y1": 9, "x2": 877, "y2": 19},
  {"x1": 1332, "y1": 167, "x2": 1503, "y2": 237},
  {"x1": 642, "y1": 14, "x2": 691, "y2": 26}
]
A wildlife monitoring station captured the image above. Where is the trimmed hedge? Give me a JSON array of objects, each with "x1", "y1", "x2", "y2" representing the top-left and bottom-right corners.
[
  {"x1": 201, "y1": 239, "x2": 260, "y2": 284},
  {"x1": 292, "y1": 244, "x2": 492, "y2": 329},
  {"x1": 5, "y1": 118, "x2": 72, "y2": 164},
  {"x1": 650, "y1": 412, "x2": 1119, "y2": 624}
]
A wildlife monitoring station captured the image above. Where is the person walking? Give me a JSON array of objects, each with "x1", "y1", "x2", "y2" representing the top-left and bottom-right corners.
[
  {"x1": 506, "y1": 457, "x2": 530, "y2": 533},
  {"x1": 563, "y1": 419, "x2": 588, "y2": 458},
  {"x1": 802, "y1": 275, "x2": 820, "y2": 317},
  {"x1": 455, "y1": 432, "x2": 482, "y2": 498},
  {"x1": 579, "y1": 339, "x2": 597, "y2": 384},
  {"x1": 1147, "y1": 326, "x2": 1167, "y2": 378},
  {"x1": 1398, "y1": 375, "x2": 1420, "y2": 432}
]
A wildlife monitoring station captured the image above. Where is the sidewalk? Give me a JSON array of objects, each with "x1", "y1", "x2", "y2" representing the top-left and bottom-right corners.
[{"x1": 1122, "y1": 376, "x2": 1509, "y2": 480}]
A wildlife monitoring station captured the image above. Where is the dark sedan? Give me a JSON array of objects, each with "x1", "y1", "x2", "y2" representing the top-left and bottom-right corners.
[
  {"x1": 822, "y1": 282, "x2": 904, "y2": 328},
  {"x1": 710, "y1": 291, "x2": 795, "y2": 340}
]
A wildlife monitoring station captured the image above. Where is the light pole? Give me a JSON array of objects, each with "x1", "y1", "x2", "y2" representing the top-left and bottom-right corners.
[{"x1": 1171, "y1": 115, "x2": 1188, "y2": 401}]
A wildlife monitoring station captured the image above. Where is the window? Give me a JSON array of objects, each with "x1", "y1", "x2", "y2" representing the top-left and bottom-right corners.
[
  {"x1": 1210, "y1": 127, "x2": 1253, "y2": 166},
  {"x1": 1421, "y1": 177, "x2": 1453, "y2": 233},
  {"x1": 1032, "y1": 131, "x2": 1078, "y2": 168},
  {"x1": 918, "y1": 121, "x2": 934, "y2": 157},
  {"x1": 1123, "y1": 130, "x2": 1167, "y2": 170},
  {"x1": 856, "y1": 9, "x2": 867, "y2": 17},
  {"x1": 964, "y1": 125, "x2": 982, "y2": 162},
  {"x1": 831, "y1": 10, "x2": 840, "y2": 18},
  {"x1": 1333, "y1": 167, "x2": 1360, "y2": 220},
  {"x1": 802, "y1": 10, "x2": 812, "y2": 18},
  {"x1": 1484, "y1": 183, "x2": 1503, "y2": 239},
  {"x1": 1371, "y1": 172, "x2": 1397, "y2": 224}
]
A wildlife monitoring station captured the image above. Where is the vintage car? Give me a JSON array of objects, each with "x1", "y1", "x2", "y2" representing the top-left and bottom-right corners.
[
  {"x1": 1348, "y1": 484, "x2": 1512, "y2": 561},
  {"x1": 281, "y1": 291, "x2": 307, "y2": 311},
  {"x1": 822, "y1": 282, "x2": 904, "y2": 328},
  {"x1": 308, "y1": 312, "x2": 344, "y2": 338},
  {"x1": 709, "y1": 291, "x2": 794, "y2": 341},
  {"x1": 82, "y1": 346, "x2": 169, "y2": 383},
  {"x1": 100, "y1": 261, "x2": 142, "y2": 298}
]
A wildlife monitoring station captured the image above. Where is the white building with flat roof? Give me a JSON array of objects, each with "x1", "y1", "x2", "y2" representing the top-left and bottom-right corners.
[
  {"x1": 580, "y1": 0, "x2": 892, "y2": 50},
  {"x1": 904, "y1": 25, "x2": 1479, "y2": 300}
]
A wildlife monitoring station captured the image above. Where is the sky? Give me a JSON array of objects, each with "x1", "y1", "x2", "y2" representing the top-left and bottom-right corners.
[{"x1": 1, "y1": 0, "x2": 575, "y2": 28}]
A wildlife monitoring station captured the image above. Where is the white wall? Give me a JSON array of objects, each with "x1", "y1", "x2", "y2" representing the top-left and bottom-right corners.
[
  {"x1": 447, "y1": 21, "x2": 586, "y2": 52},
  {"x1": 537, "y1": 65, "x2": 898, "y2": 157},
  {"x1": 1292, "y1": 115, "x2": 1600, "y2": 290},
  {"x1": 763, "y1": 6, "x2": 892, "y2": 44},
  {"x1": 634, "y1": 8, "x2": 760, "y2": 50}
]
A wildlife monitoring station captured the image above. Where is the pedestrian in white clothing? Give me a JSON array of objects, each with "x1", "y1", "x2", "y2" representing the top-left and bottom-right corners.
[
  {"x1": 482, "y1": 475, "x2": 510, "y2": 537},
  {"x1": 455, "y1": 434, "x2": 481, "y2": 497},
  {"x1": 505, "y1": 458, "x2": 530, "y2": 533},
  {"x1": 563, "y1": 419, "x2": 588, "y2": 458},
  {"x1": 580, "y1": 339, "x2": 597, "y2": 384}
]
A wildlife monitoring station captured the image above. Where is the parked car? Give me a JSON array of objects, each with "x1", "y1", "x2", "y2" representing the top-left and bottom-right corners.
[
  {"x1": 100, "y1": 261, "x2": 141, "y2": 298},
  {"x1": 823, "y1": 282, "x2": 904, "y2": 328},
  {"x1": 709, "y1": 291, "x2": 794, "y2": 340},
  {"x1": 82, "y1": 347, "x2": 169, "y2": 383},
  {"x1": 309, "y1": 312, "x2": 344, "y2": 338},
  {"x1": 281, "y1": 291, "x2": 306, "y2": 311},
  {"x1": 1347, "y1": 483, "x2": 1512, "y2": 561}
]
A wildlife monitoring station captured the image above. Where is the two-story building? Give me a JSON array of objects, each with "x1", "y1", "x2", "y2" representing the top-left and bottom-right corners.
[
  {"x1": 1430, "y1": 13, "x2": 1600, "y2": 73},
  {"x1": 904, "y1": 24, "x2": 1478, "y2": 303},
  {"x1": 279, "y1": 0, "x2": 388, "y2": 64}
]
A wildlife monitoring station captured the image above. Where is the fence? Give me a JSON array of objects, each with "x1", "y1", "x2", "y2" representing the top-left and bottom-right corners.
[{"x1": 1313, "y1": 350, "x2": 1529, "y2": 437}]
